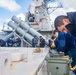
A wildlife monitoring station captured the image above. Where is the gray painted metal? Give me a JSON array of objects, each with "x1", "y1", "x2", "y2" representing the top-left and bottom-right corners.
[
  {"x1": 46, "y1": 57, "x2": 70, "y2": 75},
  {"x1": 3, "y1": 32, "x2": 14, "y2": 41},
  {"x1": 8, "y1": 21, "x2": 33, "y2": 43},
  {"x1": 12, "y1": 16, "x2": 49, "y2": 45}
]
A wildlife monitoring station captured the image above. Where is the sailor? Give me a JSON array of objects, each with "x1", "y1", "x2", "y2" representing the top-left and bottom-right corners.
[
  {"x1": 14, "y1": 36, "x2": 21, "y2": 47},
  {"x1": 54, "y1": 15, "x2": 76, "y2": 74},
  {"x1": 28, "y1": 13, "x2": 35, "y2": 22},
  {"x1": 51, "y1": 30, "x2": 76, "y2": 58},
  {"x1": 0, "y1": 39, "x2": 6, "y2": 47},
  {"x1": 7, "y1": 37, "x2": 14, "y2": 47},
  {"x1": 51, "y1": 30, "x2": 66, "y2": 53},
  {"x1": 39, "y1": 36, "x2": 45, "y2": 47},
  {"x1": 54, "y1": 14, "x2": 76, "y2": 45},
  {"x1": 32, "y1": 35, "x2": 38, "y2": 47}
]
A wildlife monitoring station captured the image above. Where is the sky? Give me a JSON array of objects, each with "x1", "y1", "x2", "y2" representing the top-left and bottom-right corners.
[
  {"x1": 0, "y1": 0, "x2": 76, "y2": 29},
  {"x1": 0, "y1": 0, "x2": 33, "y2": 29},
  {"x1": 48, "y1": 0, "x2": 76, "y2": 22}
]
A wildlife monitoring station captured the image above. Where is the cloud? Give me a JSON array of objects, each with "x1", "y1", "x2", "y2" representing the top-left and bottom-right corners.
[
  {"x1": 60, "y1": 0, "x2": 76, "y2": 12},
  {"x1": 4, "y1": 13, "x2": 25, "y2": 27},
  {"x1": 0, "y1": 18, "x2": 11, "y2": 30},
  {"x1": 5, "y1": 18, "x2": 11, "y2": 23},
  {"x1": 4, "y1": 13, "x2": 25, "y2": 24},
  {"x1": 48, "y1": 0, "x2": 76, "y2": 23},
  {"x1": 48, "y1": 2, "x2": 59, "y2": 7},
  {"x1": 0, "y1": 0, "x2": 21, "y2": 12},
  {"x1": 50, "y1": 8, "x2": 67, "y2": 22},
  {"x1": 60, "y1": 0, "x2": 76, "y2": 9},
  {"x1": 0, "y1": 26, "x2": 3, "y2": 31},
  {"x1": 2, "y1": 13, "x2": 25, "y2": 30},
  {"x1": 16, "y1": 13, "x2": 25, "y2": 21}
]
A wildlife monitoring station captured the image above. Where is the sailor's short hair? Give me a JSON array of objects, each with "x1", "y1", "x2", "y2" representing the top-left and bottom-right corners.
[{"x1": 54, "y1": 15, "x2": 68, "y2": 29}]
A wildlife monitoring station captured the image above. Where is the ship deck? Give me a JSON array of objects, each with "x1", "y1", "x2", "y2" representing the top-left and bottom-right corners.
[{"x1": 0, "y1": 47, "x2": 75, "y2": 75}]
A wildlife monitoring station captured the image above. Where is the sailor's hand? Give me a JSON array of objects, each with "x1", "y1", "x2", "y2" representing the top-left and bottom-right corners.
[
  {"x1": 51, "y1": 41, "x2": 56, "y2": 48},
  {"x1": 59, "y1": 51, "x2": 64, "y2": 55}
]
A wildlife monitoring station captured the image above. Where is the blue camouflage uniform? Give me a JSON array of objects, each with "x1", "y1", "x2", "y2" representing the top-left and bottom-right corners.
[
  {"x1": 32, "y1": 38, "x2": 38, "y2": 47},
  {"x1": 0, "y1": 39, "x2": 6, "y2": 47},
  {"x1": 67, "y1": 12, "x2": 76, "y2": 74},
  {"x1": 54, "y1": 31, "x2": 75, "y2": 57},
  {"x1": 14, "y1": 38, "x2": 21, "y2": 47},
  {"x1": 54, "y1": 31, "x2": 66, "y2": 52},
  {"x1": 7, "y1": 38, "x2": 14, "y2": 47},
  {"x1": 54, "y1": 31, "x2": 76, "y2": 74},
  {"x1": 40, "y1": 38, "x2": 45, "y2": 47}
]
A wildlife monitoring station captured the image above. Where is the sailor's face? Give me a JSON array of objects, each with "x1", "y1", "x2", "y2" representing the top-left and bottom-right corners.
[
  {"x1": 62, "y1": 26, "x2": 69, "y2": 33},
  {"x1": 34, "y1": 37, "x2": 36, "y2": 39},
  {"x1": 57, "y1": 25, "x2": 64, "y2": 31},
  {"x1": 63, "y1": 18, "x2": 70, "y2": 26}
]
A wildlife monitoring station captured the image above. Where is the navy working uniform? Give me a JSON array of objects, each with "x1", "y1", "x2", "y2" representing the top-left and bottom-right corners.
[
  {"x1": 32, "y1": 36, "x2": 38, "y2": 47},
  {"x1": 54, "y1": 31, "x2": 75, "y2": 57},
  {"x1": 67, "y1": 12, "x2": 76, "y2": 45},
  {"x1": 39, "y1": 36, "x2": 45, "y2": 47},
  {"x1": 65, "y1": 32, "x2": 75, "y2": 58},
  {"x1": 0, "y1": 39, "x2": 6, "y2": 47},
  {"x1": 67, "y1": 12, "x2": 76, "y2": 74},
  {"x1": 54, "y1": 31, "x2": 66, "y2": 53},
  {"x1": 14, "y1": 37, "x2": 21, "y2": 47},
  {"x1": 54, "y1": 31, "x2": 76, "y2": 74},
  {"x1": 66, "y1": 32, "x2": 76, "y2": 74},
  {"x1": 7, "y1": 38, "x2": 14, "y2": 47}
]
